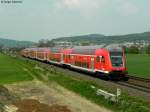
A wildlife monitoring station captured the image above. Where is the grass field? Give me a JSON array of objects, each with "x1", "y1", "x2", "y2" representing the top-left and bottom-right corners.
[
  {"x1": 0, "y1": 53, "x2": 149, "y2": 112},
  {"x1": 0, "y1": 53, "x2": 33, "y2": 84},
  {"x1": 126, "y1": 54, "x2": 150, "y2": 79},
  {"x1": 34, "y1": 61, "x2": 150, "y2": 112}
]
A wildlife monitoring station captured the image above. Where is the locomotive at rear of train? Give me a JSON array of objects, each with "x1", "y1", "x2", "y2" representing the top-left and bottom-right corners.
[{"x1": 21, "y1": 45, "x2": 128, "y2": 80}]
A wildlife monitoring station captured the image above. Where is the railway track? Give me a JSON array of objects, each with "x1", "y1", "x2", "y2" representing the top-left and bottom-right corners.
[
  {"x1": 116, "y1": 81, "x2": 150, "y2": 93},
  {"x1": 118, "y1": 75, "x2": 150, "y2": 93},
  {"x1": 41, "y1": 61, "x2": 150, "y2": 93},
  {"x1": 128, "y1": 75, "x2": 150, "y2": 88},
  {"x1": 20, "y1": 56, "x2": 150, "y2": 95}
]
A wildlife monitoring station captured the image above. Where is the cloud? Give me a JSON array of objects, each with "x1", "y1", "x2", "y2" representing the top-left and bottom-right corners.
[
  {"x1": 55, "y1": 0, "x2": 109, "y2": 15},
  {"x1": 54, "y1": 0, "x2": 139, "y2": 17},
  {"x1": 115, "y1": 0, "x2": 138, "y2": 16}
]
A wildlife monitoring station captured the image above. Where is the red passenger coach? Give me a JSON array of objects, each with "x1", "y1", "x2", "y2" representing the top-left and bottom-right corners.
[
  {"x1": 21, "y1": 45, "x2": 128, "y2": 80},
  {"x1": 47, "y1": 48, "x2": 63, "y2": 64},
  {"x1": 60, "y1": 45, "x2": 128, "y2": 80},
  {"x1": 36, "y1": 48, "x2": 50, "y2": 61},
  {"x1": 29, "y1": 48, "x2": 38, "y2": 59},
  {"x1": 21, "y1": 48, "x2": 36, "y2": 58},
  {"x1": 62, "y1": 48, "x2": 72, "y2": 65},
  {"x1": 21, "y1": 48, "x2": 29, "y2": 57}
]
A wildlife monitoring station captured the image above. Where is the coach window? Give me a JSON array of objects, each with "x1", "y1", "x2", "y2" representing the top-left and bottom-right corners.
[
  {"x1": 101, "y1": 56, "x2": 105, "y2": 63},
  {"x1": 63, "y1": 54, "x2": 65, "y2": 59},
  {"x1": 71, "y1": 56, "x2": 74, "y2": 59},
  {"x1": 64, "y1": 55, "x2": 66, "y2": 58},
  {"x1": 96, "y1": 56, "x2": 100, "y2": 62}
]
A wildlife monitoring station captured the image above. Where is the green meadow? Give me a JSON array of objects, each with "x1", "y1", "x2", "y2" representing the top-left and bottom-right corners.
[
  {"x1": 0, "y1": 53, "x2": 149, "y2": 84},
  {"x1": 0, "y1": 53, "x2": 149, "y2": 112},
  {"x1": 126, "y1": 54, "x2": 150, "y2": 79},
  {"x1": 0, "y1": 53, "x2": 33, "y2": 84}
]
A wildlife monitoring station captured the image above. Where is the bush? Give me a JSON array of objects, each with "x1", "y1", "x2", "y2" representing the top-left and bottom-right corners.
[
  {"x1": 126, "y1": 46, "x2": 139, "y2": 54},
  {"x1": 146, "y1": 45, "x2": 150, "y2": 54}
]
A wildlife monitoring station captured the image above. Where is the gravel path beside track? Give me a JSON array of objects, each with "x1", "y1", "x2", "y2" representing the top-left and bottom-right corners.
[
  {"x1": 37, "y1": 61, "x2": 150, "y2": 101},
  {"x1": 6, "y1": 80, "x2": 112, "y2": 112}
]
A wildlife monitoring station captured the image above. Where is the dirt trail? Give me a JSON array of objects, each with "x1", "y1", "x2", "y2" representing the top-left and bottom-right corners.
[
  {"x1": 5, "y1": 80, "x2": 112, "y2": 112},
  {"x1": 13, "y1": 99, "x2": 71, "y2": 112}
]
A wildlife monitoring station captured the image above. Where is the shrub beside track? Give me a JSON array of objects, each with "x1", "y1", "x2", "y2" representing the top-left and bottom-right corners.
[{"x1": 18, "y1": 55, "x2": 150, "y2": 112}]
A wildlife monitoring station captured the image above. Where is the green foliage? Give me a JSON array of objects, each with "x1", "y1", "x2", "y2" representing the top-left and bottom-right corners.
[
  {"x1": 0, "y1": 54, "x2": 33, "y2": 84},
  {"x1": 52, "y1": 34, "x2": 105, "y2": 44},
  {"x1": 126, "y1": 54, "x2": 150, "y2": 79},
  {"x1": 119, "y1": 94, "x2": 150, "y2": 112},
  {"x1": 146, "y1": 45, "x2": 150, "y2": 54},
  {"x1": 44, "y1": 68, "x2": 150, "y2": 112},
  {"x1": 47, "y1": 72, "x2": 118, "y2": 111},
  {"x1": 38, "y1": 39, "x2": 55, "y2": 47},
  {"x1": 0, "y1": 45, "x2": 3, "y2": 52},
  {"x1": 81, "y1": 41, "x2": 90, "y2": 46},
  {"x1": 0, "y1": 54, "x2": 149, "y2": 112},
  {"x1": 0, "y1": 38, "x2": 35, "y2": 48},
  {"x1": 52, "y1": 32, "x2": 150, "y2": 44},
  {"x1": 126, "y1": 46, "x2": 139, "y2": 54}
]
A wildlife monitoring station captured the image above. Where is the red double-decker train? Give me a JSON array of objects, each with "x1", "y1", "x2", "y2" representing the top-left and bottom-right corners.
[{"x1": 21, "y1": 45, "x2": 128, "y2": 80}]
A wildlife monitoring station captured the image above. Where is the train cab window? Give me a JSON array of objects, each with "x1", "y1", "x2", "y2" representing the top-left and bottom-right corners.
[
  {"x1": 110, "y1": 56, "x2": 123, "y2": 67},
  {"x1": 101, "y1": 56, "x2": 105, "y2": 63},
  {"x1": 110, "y1": 51, "x2": 123, "y2": 67}
]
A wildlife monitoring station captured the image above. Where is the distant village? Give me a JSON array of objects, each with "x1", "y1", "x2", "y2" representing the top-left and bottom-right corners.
[
  {"x1": 53, "y1": 40, "x2": 149, "y2": 48},
  {"x1": 52, "y1": 40, "x2": 150, "y2": 54},
  {"x1": 0, "y1": 39, "x2": 150, "y2": 54}
]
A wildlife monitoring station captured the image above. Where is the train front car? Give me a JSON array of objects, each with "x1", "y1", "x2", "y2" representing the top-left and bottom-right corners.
[{"x1": 106, "y1": 45, "x2": 128, "y2": 80}]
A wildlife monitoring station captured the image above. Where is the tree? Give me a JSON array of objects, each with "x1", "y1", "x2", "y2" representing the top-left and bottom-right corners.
[
  {"x1": 146, "y1": 44, "x2": 150, "y2": 54},
  {"x1": 38, "y1": 39, "x2": 47, "y2": 47},
  {"x1": 47, "y1": 40, "x2": 55, "y2": 47},
  {"x1": 126, "y1": 46, "x2": 139, "y2": 54},
  {"x1": 0, "y1": 44, "x2": 3, "y2": 52},
  {"x1": 38, "y1": 39, "x2": 55, "y2": 47},
  {"x1": 81, "y1": 42, "x2": 90, "y2": 46}
]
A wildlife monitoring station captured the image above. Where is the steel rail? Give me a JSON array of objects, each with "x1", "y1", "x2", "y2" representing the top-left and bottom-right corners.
[{"x1": 21, "y1": 56, "x2": 150, "y2": 94}]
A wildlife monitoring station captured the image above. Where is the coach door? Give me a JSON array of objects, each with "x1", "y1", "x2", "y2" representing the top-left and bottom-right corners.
[
  {"x1": 91, "y1": 57, "x2": 95, "y2": 70},
  {"x1": 101, "y1": 56, "x2": 105, "y2": 70},
  {"x1": 61, "y1": 53, "x2": 64, "y2": 63}
]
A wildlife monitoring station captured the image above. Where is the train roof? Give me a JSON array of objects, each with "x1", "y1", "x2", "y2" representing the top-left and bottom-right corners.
[
  {"x1": 24, "y1": 48, "x2": 51, "y2": 52},
  {"x1": 24, "y1": 48, "x2": 38, "y2": 51},
  {"x1": 23, "y1": 44, "x2": 123, "y2": 55},
  {"x1": 71, "y1": 45, "x2": 105, "y2": 55},
  {"x1": 70, "y1": 44, "x2": 123, "y2": 55},
  {"x1": 36, "y1": 48, "x2": 50, "y2": 51},
  {"x1": 51, "y1": 47, "x2": 63, "y2": 53},
  {"x1": 105, "y1": 44, "x2": 123, "y2": 52}
]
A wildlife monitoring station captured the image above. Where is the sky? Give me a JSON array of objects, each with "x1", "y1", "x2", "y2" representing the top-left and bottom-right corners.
[{"x1": 0, "y1": 0, "x2": 150, "y2": 42}]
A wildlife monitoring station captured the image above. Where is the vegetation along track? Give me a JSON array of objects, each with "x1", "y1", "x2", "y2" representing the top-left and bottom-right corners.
[
  {"x1": 38, "y1": 59, "x2": 150, "y2": 94},
  {"x1": 20, "y1": 56, "x2": 150, "y2": 100},
  {"x1": 117, "y1": 75, "x2": 150, "y2": 93}
]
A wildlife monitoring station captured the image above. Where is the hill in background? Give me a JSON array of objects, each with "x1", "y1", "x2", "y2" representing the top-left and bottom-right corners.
[
  {"x1": 0, "y1": 31, "x2": 150, "y2": 48},
  {"x1": 52, "y1": 32, "x2": 150, "y2": 44},
  {"x1": 0, "y1": 38, "x2": 35, "y2": 48}
]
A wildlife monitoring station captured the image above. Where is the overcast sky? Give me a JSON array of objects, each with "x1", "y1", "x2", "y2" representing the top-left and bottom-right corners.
[{"x1": 0, "y1": 0, "x2": 150, "y2": 42}]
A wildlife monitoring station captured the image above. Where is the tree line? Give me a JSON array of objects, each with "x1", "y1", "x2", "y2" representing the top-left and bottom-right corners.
[
  {"x1": 1, "y1": 39, "x2": 150, "y2": 55},
  {"x1": 38, "y1": 39, "x2": 55, "y2": 47},
  {"x1": 125, "y1": 45, "x2": 150, "y2": 54}
]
